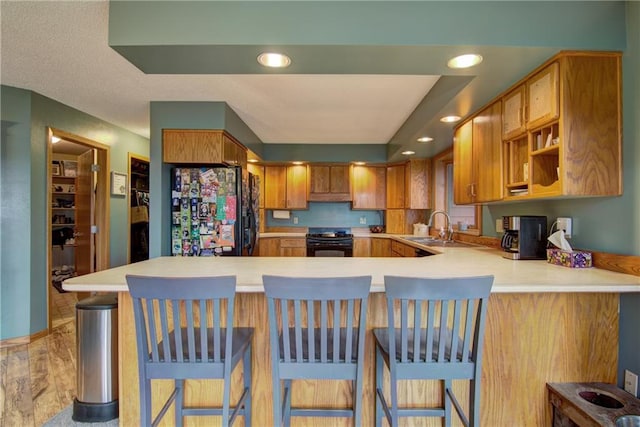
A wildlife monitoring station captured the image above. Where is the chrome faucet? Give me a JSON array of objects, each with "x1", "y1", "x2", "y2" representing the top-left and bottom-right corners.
[{"x1": 427, "y1": 210, "x2": 453, "y2": 241}]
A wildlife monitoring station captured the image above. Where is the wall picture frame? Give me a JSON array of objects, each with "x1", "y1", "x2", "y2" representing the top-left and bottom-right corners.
[{"x1": 111, "y1": 171, "x2": 127, "y2": 196}]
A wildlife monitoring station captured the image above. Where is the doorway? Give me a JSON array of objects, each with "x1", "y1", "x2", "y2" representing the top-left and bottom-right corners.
[
  {"x1": 128, "y1": 153, "x2": 149, "y2": 263},
  {"x1": 47, "y1": 128, "x2": 110, "y2": 331}
]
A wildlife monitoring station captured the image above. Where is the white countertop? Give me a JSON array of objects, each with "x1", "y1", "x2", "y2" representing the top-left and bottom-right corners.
[{"x1": 64, "y1": 245, "x2": 640, "y2": 294}]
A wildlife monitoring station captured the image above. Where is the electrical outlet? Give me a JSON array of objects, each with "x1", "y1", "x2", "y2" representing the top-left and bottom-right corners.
[
  {"x1": 293, "y1": 216, "x2": 298, "y2": 225},
  {"x1": 496, "y1": 219, "x2": 504, "y2": 233},
  {"x1": 557, "y1": 217, "x2": 572, "y2": 239},
  {"x1": 624, "y1": 370, "x2": 638, "y2": 396}
]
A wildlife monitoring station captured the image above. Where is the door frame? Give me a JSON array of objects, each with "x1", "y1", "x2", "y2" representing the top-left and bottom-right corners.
[
  {"x1": 47, "y1": 127, "x2": 110, "y2": 331},
  {"x1": 127, "y1": 152, "x2": 149, "y2": 263}
]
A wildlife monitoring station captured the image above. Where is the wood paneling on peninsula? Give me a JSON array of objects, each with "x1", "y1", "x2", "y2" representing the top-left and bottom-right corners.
[{"x1": 117, "y1": 290, "x2": 619, "y2": 427}]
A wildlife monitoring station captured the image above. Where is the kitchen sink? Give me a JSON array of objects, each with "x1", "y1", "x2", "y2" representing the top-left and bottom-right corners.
[{"x1": 403, "y1": 237, "x2": 479, "y2": 248}]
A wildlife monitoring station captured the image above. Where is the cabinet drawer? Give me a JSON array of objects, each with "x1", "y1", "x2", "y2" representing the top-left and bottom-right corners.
[{"x1": 280, "y1": 238, "x2": 306, "y2": 248}]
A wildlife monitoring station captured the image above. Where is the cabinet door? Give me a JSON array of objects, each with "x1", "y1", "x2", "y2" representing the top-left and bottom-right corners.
[
  {"x1": 502, "y1": 85, "x2": 526, "y2": 139},
  {"x1": 258, "y1": 237, "x2": 280, "y2": 256},
  {"x1": 329, "y1": 165, "x2": 350, "y2": 194},
  {"x1": 264, "y1": 166, "x2": 287, "y2": 209},
  {"x1": 371, "y1": 238, "x2": 391, "y2": 257},
  {"x1": 163, "y1": 130, "x2": 223, "y2": 164},
  {"x1": 286, "y1": 165, "x2": 308, "y2": 209},
  {"x1": 353, "y1": 237, "x2": 371, "y2": 257},
  {"x1": 404, "y1": 159, "x2": 431, "y2": 209},
  {"x1": 527, "y1": 62, "x2": 559, "y2": 129},
  {"x1": 386, "y1": 164, "x2": 405, "y2": 209},
  {"x1": 279, "y1": 238, "x2": 306, "y2": 257},
  {"x1": 309, "y1": 165, "x2": 330, "y2": 194},
  {"x1": 473, "y1": 101, "x2": 503, "y2": 203},
  {"x1": 385, "y1": 209, "x2": 406, "y2": 235},
  {"x1": 222, "y1": 135, "x2": 247, "y2": 168},
  {"x1": 352, "y1": 165, "x2": 386, "y2": 209},
  {"x1": 453, "y1": 121, "x2": 474, "y2": 204}
]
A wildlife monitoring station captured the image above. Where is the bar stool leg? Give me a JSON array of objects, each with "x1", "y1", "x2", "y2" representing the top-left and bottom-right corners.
[{"x1": 175, "y1": 379, "x2": 184, "y2": 427}]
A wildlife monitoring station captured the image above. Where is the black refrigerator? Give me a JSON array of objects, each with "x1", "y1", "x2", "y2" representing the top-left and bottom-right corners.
[{"x1": 171, "y1": 166, "x2": 259, "y2": 256}]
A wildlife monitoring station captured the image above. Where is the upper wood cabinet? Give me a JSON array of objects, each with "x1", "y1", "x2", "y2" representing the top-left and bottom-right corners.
[
  {"x1": 526, "y1": 62, "x2": 559, "y2": 130},
  {"x1": 502, "y1": 51, "x2": 622, "y2": 199},
  {"x1": 502, "y1": 85, "x2": 526, "y2": 140},
  {"x1": 386, "y1": 164, "x2": 405, "y2": 209},
  {"x1": 308, "y1": 164, "x2": 351, "y2": 202},
  {"x1": 453, "y1": 120, "x2": 474, "y2": 205},
  {"x1": 351, "y1": 165, "x2": 386, "y2": 210},
  {"x1": 163, "y1": 129, "x2": 247, "y2": 165},
  {"x1": 404, "y1": 159, "x2": 431, "y2": 209},
  {"x1": 264, "y1": 165, "x2": 308, "y2": 209},
  {"x1": 454, "y1": 101, "x2": 503, "y2": 204}
]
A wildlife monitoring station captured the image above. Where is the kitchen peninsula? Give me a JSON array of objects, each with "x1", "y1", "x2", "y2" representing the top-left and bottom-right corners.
[{"x1": 64, "y1": 245, "x2": 640, "y2": 427}]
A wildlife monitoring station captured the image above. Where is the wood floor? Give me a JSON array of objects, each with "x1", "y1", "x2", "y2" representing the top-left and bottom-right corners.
[{"x1": 1, "y1": 306, "x2": 77, "y2": 426}]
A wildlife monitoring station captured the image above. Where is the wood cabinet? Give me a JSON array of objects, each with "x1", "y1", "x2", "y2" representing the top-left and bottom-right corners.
[
  {"x1": 502, "y1": 85, "x2": 527, "y2": 140},
  {"x1": 257, "y1": 237, "x2": 280, "y2": 256},
  {"x1": 264, "y1": 165, "x2": 308, "y2": 209},
  {"x1": 163, "y1": 129, "x2": 247, "y2": 165},
  {"x1": 308, "y1": 164, "x2": 351, "y2": 201},
  {"x1": 353, "y1": 237, "x2": 371, "y2": 257},
  {"x1": 371, "y1": 237, "x2": 391, "y2": 257},
  {"x1": 454, "y1": 101, "x2": 503, "y2": 204},
  {"x1": 390, "y1": 240, "x2": 417, "y2": 257},
  {"x1": 404, "y1": 159, "x2": 431, "y2": 209},
  {"x1": 279, "y1": 237, "x2": 306, "y2": 257},
  {"x1": 386, "y1": 164, "x2": 405, "y2": 209},
  {"x1": 503, "y1": 52, "x2": 622, "y2": 199},
  {"x1": 351, "y1": 165, "x2": 386, "y2": 210}
]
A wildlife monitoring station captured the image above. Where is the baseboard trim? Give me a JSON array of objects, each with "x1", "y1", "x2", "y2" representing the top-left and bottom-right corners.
[{"x1": 0, "y1": 328, "x2": 49, "y2": 349}]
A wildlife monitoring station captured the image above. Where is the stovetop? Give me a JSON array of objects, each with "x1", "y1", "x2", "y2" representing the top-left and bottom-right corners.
[{"x1": 306, "y1": 227, "x2": 353, "y2": 238}]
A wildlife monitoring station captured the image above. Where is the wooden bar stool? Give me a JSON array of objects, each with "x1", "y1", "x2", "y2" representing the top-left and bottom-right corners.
[
  {"x1": 373, "y1": 275, "x2": 494, "y2": 427},
  {"x1": 126, "y1": 275, "x2": 253, "y2": 427},
  {"x1": 263, "y1": 275, "x2": 371, "y2": 427}
]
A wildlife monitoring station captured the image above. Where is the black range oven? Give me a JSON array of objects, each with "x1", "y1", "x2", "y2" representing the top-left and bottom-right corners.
[{"x1": 306, "y1": 227, "x2": 353, "y2": 257}]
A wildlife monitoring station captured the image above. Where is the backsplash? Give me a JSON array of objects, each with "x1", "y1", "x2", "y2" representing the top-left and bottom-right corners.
[{"x1": 265, "y1": 202, "x2": 383, "y2": 228}]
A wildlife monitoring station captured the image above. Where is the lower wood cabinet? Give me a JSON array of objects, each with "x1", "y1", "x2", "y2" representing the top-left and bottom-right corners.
[
  {"x1": 259, "y1": 237, "x2": 307, "y2": 257},
  {"x1": 353, "y1": 237, "x2": 371, "y2": 257},
  {"x1": 371, "y1": 238, "x2": 391, "y2": 257},
  {"x1": 391, "y1": 240, "x2": 417, "y2": 257}
]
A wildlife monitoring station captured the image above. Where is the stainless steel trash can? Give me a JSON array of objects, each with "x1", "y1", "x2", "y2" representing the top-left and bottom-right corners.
[{"x1": 72, "y1": 294, "x2": 118, "y2": 422}]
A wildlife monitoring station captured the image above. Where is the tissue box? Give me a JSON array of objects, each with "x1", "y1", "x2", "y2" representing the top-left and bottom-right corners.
[{"x1": 546, "y1": 248, "x2": 593, "y2": 268}]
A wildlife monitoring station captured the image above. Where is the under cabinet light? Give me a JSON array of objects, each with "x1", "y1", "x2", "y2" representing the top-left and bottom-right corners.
[{"x1": 51, "y1": 136, "x2": 61, "y2": 144}]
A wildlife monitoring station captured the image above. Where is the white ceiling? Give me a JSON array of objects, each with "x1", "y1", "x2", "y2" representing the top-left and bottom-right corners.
[{"x1": 1, "y1": 0, "x2": 440, "y2": 144}]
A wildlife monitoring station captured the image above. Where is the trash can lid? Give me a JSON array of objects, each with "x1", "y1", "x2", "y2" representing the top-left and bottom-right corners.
[{"x1": 76, "y1": 294, "x2": 118, "y2": 310}]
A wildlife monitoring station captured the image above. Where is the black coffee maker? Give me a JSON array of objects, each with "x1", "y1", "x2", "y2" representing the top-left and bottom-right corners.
[{"x1": 500, "y1": 216, "x2": 547, "y2": 260}]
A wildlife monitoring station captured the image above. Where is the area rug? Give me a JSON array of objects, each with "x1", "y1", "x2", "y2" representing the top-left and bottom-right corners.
[{"x1": 42, "y1": 405, "x2": 118, "y2": 427}]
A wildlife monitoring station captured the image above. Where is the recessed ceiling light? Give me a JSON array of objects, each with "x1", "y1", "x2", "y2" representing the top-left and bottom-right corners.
[
  {"x1": 417, "y1": 136, "x2": 434, "y2": 143},
  {"x1": 401, "y1": 151, "x2": 415, "y2": 156},
  {"x1": 257, "y1": 52, "x2": 291, "y2": 68},
  {"x1": 447, "y1": 54, "x2": 483, "y2": 69},
  {"x1": 440, "y1": 115, "x2": 461, "y2": 123},
  {"x1": 51, "y1": 136, "x2": 61, "y2": 144}
]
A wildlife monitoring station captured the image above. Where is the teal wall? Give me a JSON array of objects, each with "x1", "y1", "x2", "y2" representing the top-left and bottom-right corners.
[
  {"x1": 265, "y1": 202, "x2": 383, "y2": 229},
  {"x1": 0, "y1": 85, "x2": 149, "y2": 340},
  {"x1": 1, "y1": 86, "x2": 33, "y2": 340}
]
